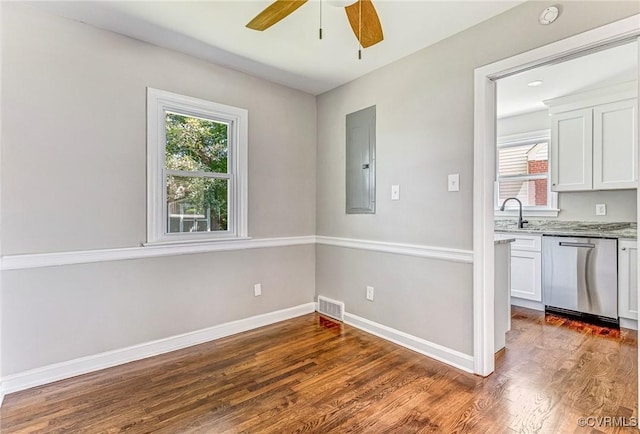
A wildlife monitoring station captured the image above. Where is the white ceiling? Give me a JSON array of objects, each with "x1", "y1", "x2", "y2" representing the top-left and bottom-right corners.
[
  {"x1": 497, "y1": 41, "x2": 638, "y2": 118},
  {"x1": 31, "y1": 0, "x2": 525, "y2": 95}
]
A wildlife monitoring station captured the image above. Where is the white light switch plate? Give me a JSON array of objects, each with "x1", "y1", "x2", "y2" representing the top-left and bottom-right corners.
[
  {"x1": 448, "y1": 174, "x2": 460, "y2": 192},
  {"x1": 254, "y1": 283, "x2": 262, "y2": 296},
  {"x1": 391, "y1": 184, "x2": 400, "y2": 200},
  {"x1": 595, "y1": 204, "x2": 606, "y2": 216}
]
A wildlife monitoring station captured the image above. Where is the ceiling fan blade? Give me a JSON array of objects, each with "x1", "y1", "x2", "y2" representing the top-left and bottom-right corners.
[
  {"x1": 246, "y1": 0, "x2": 308, "y2": 31},
  {"x1": 345, "y1": 0, "x2": 383, "y2": 48}
]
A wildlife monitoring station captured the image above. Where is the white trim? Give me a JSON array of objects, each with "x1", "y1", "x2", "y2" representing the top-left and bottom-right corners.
[
  {"x1": 474, "y1": 15, "x2": 640, "y2": 378},
  {"x1": 0, "y1": 1, "x2": 4, "y2": 408},
  {"x1": 497, "y1": 129, "x2": 551, "y2": 146},
  {"x1": 1, "y1": 303, "x2": 316, "y2": 395},
  {"x1": 473, "y1": 68, "x2": 496, "y2": 377},
  {"x1": 544, "y1": 81, "x2": 637, "y2": 115},
  {"x1": 343, "y1": 312, "x2": 474, "y2": 373},
  {"x1": 146, "y1": 87, "x2": 248, "y2": 244},
  {"x1": 495, "y1": 129, "x2": 557, "y2": 214},
  {"x1": 141, "y1": 236, "x2": 252, "y2": 247},
  {"x1": 636, "y1": 36, "x2": 640, "y2": 421},
  {"x1": 510, "y1": 297, "x2": 544, "y2": 312},
  {"x1": 1, "y1": 236, "x2": 474, "y2": 271},
  {"x1": 316, "y1": 236, "x2": 473, "y2": 263},
  {"x1": 1, "y1": 236, "x2": 316, "y2": 271},
  {"x1": 620, "y1": 318, "x2": 638, "y2": 331}
]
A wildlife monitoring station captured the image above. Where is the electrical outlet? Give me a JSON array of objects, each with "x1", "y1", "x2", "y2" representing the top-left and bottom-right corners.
[
  {"x1": 254, "y1": 283, "x2": 262, "y2": 297},
  {"x1": 391, "y1": 184, "x2": 400, "y2": 200},
  {"x1": 366, "y1": 286, "x2": 374, "y2": 301},
  {"x1": 596, "y1": 204, "x2": 607, "y2": 216},
  {"x1": 448, "y1": 174, "x2": 460, "y2": 192}
]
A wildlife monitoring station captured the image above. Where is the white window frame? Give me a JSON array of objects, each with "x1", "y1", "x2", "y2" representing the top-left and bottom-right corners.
[
  {"x1": 494, "y1": 129, "x2": 559, "y2": 218},
  {"x1": 146, "y1": 88, "x2": 248, "y2": 245}
]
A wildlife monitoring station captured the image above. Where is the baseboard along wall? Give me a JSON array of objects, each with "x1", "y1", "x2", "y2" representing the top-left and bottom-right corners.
[
  {"x1": 341, "y1": 311, "x2": 474, "y2": 373},
  {"x1": 1, "y1": 303, "x2": 316, "y2": 396}
]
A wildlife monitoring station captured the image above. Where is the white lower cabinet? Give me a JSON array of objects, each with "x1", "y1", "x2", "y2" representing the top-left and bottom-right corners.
[
  {"x1": 511, "y1": 250, "x2": 542, "y2": 301},
  {"x1": 506, "y1": 234, "x2": 543, "y2": 302},
  {"x1": 618, "y1": 239, "x2": 638, "y2": 325}
]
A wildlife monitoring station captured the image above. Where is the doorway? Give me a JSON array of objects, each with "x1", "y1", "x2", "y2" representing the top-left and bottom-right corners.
[{"x1": 472, "y1": 14, "x2": 640, "y2": 380}]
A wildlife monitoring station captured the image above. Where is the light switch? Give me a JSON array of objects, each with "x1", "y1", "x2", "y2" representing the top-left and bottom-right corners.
[
  {"x1": 596, "y1": 204, "x2": 607, "y2": 216},
  {"x1": 391, "y1": 184, "x2": 400, "y2": 200},
  {"x1": 448, "y1": 174, "x2": 460, "y2": 192}
]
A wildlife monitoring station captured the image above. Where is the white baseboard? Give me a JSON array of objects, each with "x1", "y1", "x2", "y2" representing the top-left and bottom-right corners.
[
  {"x1": 511, "y1": 297, "x2": 544, "y2": 311},
  {"x1": 620, "y1": 317, "x2": 638, "y2": 331},
  {"x1": 342, "y1": 312, "x2": 474, "y2": 373},
  {"x1": 2, "y1": 302, "x2": 316, "y2": 396}
]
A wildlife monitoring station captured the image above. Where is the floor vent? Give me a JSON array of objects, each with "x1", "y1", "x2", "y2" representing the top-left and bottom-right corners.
[{"x1": 317, "y1": 296, "x2": 345, "y2": 322}]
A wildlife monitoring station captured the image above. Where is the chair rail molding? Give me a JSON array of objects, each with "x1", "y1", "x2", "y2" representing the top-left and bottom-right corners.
[
  {"x1": 2, "y1": 236, "x2": 474, "y2": 270},
  {"x1": 1, "y1": 236, "x2": 317, "y2": 270},
  {"x1": 316, "y1": 236, "x2": 473, "y2": 263}
]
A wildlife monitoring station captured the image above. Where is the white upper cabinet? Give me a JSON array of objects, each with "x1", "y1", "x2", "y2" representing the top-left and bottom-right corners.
[
  {"x1": 546, "y1": 82, "x2": 638, "y2": 192},
  {"x1": 593, "y1": 99, "x2": 638, "y2": 190},
  {"x1": 551, "y1": 108, "x2": 593, "y2": 191}
]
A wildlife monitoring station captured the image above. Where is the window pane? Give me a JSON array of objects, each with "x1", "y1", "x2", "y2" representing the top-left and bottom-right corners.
[
  {"x1": 167, "y1": 175, "x2": 228, "y2": 233},
  {"x1": 498, "y1": 143, "x2": 548, "y2": 177},
  {"x1": 498, "y1": 178, "x2": 548, "y2": 207},
  {"x1": 165, "y1": 113, "x2": 228, "y2": 174}
]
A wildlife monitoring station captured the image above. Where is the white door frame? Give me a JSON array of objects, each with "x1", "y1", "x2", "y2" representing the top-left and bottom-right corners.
[{"x1": 473, "y1": 14, "x2": 640, "y2": 377}]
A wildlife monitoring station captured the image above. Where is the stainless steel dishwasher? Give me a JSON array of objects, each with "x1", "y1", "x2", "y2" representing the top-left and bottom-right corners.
[{"x1": 542, "y1": 235, "x2": 618, "y2": 326}]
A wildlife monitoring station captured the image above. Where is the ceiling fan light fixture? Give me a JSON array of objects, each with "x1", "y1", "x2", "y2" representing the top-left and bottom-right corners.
[{"x1": 246, "y1": 0, "x2": 383, "y2": 50}]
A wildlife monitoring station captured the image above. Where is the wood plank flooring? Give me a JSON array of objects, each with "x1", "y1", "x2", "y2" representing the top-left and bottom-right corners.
[{"x1": 0, "y1": 307, "x2": 637, "y2": 433}]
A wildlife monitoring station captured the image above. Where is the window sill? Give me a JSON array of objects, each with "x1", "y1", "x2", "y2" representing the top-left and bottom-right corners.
[
  {"x1": 494, "y1": 208, "x2": 560, "y2": 218},
  {"x1": 142, "y1": 236, "x2": 252, "y2": 248}
]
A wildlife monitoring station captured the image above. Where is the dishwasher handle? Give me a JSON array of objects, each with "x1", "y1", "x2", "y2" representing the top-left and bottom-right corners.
[{"x1": 558, "y1": 241, "x2": 596, "y2": 249}]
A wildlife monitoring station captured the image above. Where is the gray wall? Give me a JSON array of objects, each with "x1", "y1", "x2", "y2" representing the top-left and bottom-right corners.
[
  {"x1": 2, "y1": 3, "x2": 317, "y2": 255},
  {"x1": 317, "y1": 245, "x2": 473, "y2": 354},
  {"x1": 3, "y1": 0, "x2": 640, "y2": 378},
  {"x1": 1, "y1": 4, "x2": 317, "y2": 375},
  {"x1": 3, "y1": 247, "x2": 314, "y2": 375},
  {"x1": 316, "y1": 1, "x2": 640, "y2": 356},
  {"x1": 497, "y1": 110, "x2": 549, "y2": 137},
  {"x1": 559, "y1": 190, "x2": 637, "y2": 222},
  {"x1": 498, "y1": 110, "x2": 637, "y2": 222}
]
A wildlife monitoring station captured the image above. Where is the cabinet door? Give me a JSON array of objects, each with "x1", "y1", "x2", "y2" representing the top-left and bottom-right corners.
[
  {"x1": 593, "y1": 99, "x2": 638, "y2": 190},
  {"x1": 619, "y1": 240, "x2": 638, "y2": 320},
  {"x1": 511, "y1": 250, "x2": 542, "y2": 301},
  {"x1": 551, "y1": 108, "x2": 593, "y2": 191}
]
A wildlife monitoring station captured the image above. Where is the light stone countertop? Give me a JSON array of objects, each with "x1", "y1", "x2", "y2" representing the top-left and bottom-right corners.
[
  {"x1": 494, "y1": 234, "x2": 516, "y2": 245},
  {"x1": 495, "y1": 219, "x2": 637, "y2": 240}
]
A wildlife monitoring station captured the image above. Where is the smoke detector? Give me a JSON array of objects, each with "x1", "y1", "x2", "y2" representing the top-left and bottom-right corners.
[{"x1": 539, "y1": 6, "x2": 559, "y2": 25}]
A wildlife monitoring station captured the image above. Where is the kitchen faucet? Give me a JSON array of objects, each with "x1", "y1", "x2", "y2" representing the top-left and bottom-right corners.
[{"x1": 500, "y1": 197, "x2": 528, "y2": 229}]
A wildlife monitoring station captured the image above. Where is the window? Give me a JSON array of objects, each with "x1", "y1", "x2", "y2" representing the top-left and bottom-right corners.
[
  {"x1": 495, "y1": 131, "x2": 558, "y2": 215},
  {"x1": 147, "y1": 88, "x2": 247, "y2": 244}
]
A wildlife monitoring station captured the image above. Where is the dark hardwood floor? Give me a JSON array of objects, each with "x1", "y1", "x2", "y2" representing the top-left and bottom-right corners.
[{"x1": 1, "y1": 307, "x2": 637, "y2": 433}]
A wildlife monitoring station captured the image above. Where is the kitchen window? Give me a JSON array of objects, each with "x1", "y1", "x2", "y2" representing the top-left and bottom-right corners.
[
  {"x1": 495, "y1": 131, "x2": 558, "y2": 217},
  {"x1": 146, "y1": 88, "x2": 248, "y2": 244}
]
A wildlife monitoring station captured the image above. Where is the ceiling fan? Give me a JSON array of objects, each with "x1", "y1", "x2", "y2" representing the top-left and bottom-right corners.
[{"x1": 246, "y1": 0, "x2": 384, "y2": 50}]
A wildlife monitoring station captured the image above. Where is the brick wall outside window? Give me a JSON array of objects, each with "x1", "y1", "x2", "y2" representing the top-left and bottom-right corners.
[{"x1": 527, "y1": 160, "x2": 548, "y2": 206}]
